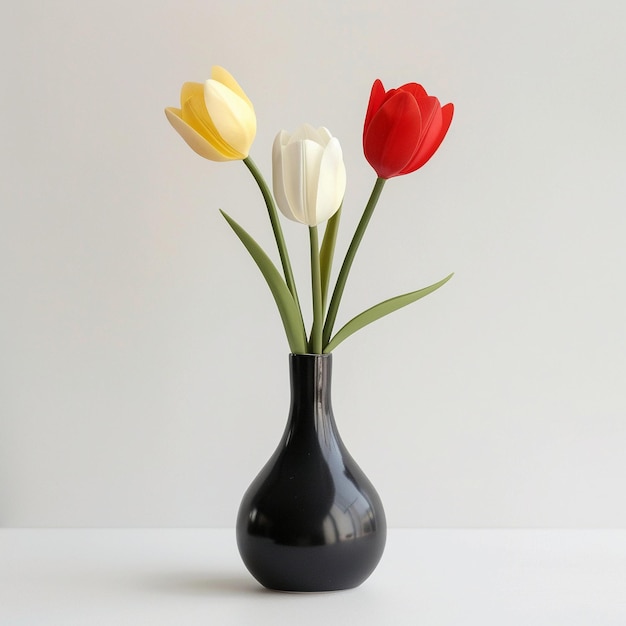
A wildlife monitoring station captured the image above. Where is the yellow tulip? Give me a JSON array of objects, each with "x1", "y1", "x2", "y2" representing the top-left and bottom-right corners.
[{"x1": 165, "y1": 66, "x2": 256, "y2": 161}]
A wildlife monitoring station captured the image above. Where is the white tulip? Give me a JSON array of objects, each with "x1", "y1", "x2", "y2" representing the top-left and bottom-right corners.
[{"x1": 272, "y1": 124, "x2": 346, "y2": 226}]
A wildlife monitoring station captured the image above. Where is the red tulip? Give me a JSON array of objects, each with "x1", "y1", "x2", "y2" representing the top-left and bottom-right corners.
[{"x1": 363, "y1": 79, "x2": 454, "y2": 179}]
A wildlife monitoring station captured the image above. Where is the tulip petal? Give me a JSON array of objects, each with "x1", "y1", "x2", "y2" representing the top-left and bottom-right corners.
[
  {"x1": 283, "y1": 139, "x2": 325, "y2": 225},
  {"x1": 289, "y1": 124, "x2": 332, "y2": 147},
  {"x1": 399, "y1": 82, "x2": 428, "y2": 101},
  {"x1": 315, "y1": 138, "x2": 346, "y2": 224},
  {"x1": 210, "y1": 65, "x2": 254, "y2": 109},
  {"x1": 177, "y1": 82, "x2": 241, "y2": 158},
  {"x1": 415, "y1": 96, "x2": 441, "y2": 140},
  {"x1": 179, "y1": 81, "x2": 203, "y2": 107},
  {"x1": 165, "y1": 107, "x2": 234, "y2": 162},
  {"x1": 364, "y1": 91, "x2": 422, "y2": 178},
  {"x1": 402, "y1": 102, "x2": 454, "y2": 174},
  {"x1": 181, "y1": 85, "x2": 243, "y2": 159},
  {"x1": 315, "y1": 126, "x2": 333, "y2": 147},
  {"x1": 289, "y1": 123, "x2": 320, "y2": 144},
  {"x1": 400, "y1": 96, "x2": 441, "y2": 173},
  {"x1": 272, "y1": 131, "x2": 296, "y2": 222},
  {"x1": 205, "y1": 80, "x2": 256, "y2": 156},
  {"x1": 363, "y1": 79, "x2": 387, "y2": 137}
]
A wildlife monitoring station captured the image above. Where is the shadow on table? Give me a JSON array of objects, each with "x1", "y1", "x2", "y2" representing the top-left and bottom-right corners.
[{"x1": 139, "y1": 570, "x2": 265, "y2": 596}]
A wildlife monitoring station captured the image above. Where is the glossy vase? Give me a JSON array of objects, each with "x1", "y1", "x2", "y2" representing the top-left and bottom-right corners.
[{"x1": 236, "y1": 353, "x2": 386, "y2": 592}]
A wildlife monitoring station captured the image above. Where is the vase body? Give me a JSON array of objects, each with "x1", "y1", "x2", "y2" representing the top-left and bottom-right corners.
[{"x1": 236, "y1": 353, "x2": 386, "y2": 592}]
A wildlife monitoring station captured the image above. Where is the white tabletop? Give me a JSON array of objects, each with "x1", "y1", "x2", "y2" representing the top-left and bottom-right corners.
[{"x1": 1, "y1": 529, "x2": 625, "y2": 625}]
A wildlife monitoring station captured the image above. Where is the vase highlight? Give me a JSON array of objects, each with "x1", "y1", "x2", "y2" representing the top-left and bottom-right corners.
[{"x1": 236, "y1": 353, "x2": 386, "y2": 591}]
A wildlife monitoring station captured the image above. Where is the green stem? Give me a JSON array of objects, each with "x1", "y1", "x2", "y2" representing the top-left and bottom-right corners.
[
  {"x1": 243, "y1": 157, "x2": 303, "y2": 317},
  {"x1": 322, "y1": 177, "x2": 387, "y2": 348},
  {"x1": 309, "y1": 226, "x2": 323, "y2": 354}
]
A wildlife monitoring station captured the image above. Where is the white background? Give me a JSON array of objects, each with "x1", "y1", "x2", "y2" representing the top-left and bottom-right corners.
[{"x1": 1, "y1": 0, "x2": 625, "y2": 528}]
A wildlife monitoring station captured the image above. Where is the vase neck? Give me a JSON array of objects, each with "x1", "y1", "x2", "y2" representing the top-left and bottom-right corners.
[{"x1": 288, "y1": 353, "x2": 334, "y2": 435}]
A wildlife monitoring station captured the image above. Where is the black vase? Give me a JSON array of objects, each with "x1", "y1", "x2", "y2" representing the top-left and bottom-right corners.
[{"x1": 236, "y1": 353, "x2": 386, "y2": 592}]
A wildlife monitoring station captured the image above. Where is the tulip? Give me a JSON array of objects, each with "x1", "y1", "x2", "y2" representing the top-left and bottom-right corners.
[
  {"x1": 272, "y1": 124, "x2": 346, "y2": 227},
  {"x1": 363, "y1": 79, "x2": 453, "y2": 179},
  {"x1": 165, "y1": 66, "x2": 256, "y2": 161}
]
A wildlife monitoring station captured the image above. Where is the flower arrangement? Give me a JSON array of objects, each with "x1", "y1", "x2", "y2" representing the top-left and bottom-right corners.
[{"x1": 165, "y1": 67, "x2": 454, "y2": 354}]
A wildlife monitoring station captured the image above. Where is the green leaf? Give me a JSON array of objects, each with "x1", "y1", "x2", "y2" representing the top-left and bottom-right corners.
[
  {"x1": 323, "y1": 273, "x2": 454, "y2": 353},
  {"x1": 319, "y1": 205, "x2": 342, "y2": 311},
  {"x1": 220, "y1": 210, "x2": 308, "y2": 354}
]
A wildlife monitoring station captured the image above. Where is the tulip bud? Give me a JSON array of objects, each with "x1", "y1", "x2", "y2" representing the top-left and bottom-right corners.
[
  {"x1": 165, "y1": 66, "x2": 256, "y2": 161},
  {"x1": 272, "y1": 124, "x2": 346, "y2": 227},
  {"x1": 363, "y1": 79, "x2": 453, "y2": 179}
]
